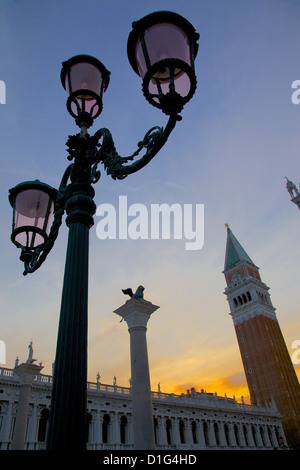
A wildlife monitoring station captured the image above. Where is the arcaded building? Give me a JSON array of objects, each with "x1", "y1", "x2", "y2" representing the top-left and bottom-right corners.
[{"x1": 0, "y1": 365, "x2": 285, "y2": 450}]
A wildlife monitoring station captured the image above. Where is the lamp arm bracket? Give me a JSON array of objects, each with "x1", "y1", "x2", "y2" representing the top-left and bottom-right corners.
[{"x1": 94, "y1": 113, "x2": 181, "y2": 180}]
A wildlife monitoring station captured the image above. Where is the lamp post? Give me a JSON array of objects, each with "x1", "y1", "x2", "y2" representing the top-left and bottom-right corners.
[{"x1": 8, "y1": 11, "x2": 199, "y2": 451}]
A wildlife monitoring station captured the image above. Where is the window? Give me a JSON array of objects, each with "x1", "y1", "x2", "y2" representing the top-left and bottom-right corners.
[
  {"x1": 102, "y1": 414, "x2": 110, "y2": 443},
  {"x1": 37, "y1": 408, "x2": 49, "y2": 442},
  {"x1": 191, "y1": 421, "x2": 197, "y2": 444},
  {"x1": 120, "y1": 415, "x2": 127, "y2": 444},
  {"x1": 257, "y1": 291, "x2": 268, "y2": 304},
  {"x1": 224, "y1": 423, "x2": 230, "y2": 446},
  {"x1": 214, "y1": 423, "x2": 220, "y2": 445},
  {"x1": 154, "y1": 418, "x2": 158, "y2": 445},
  {"x1": 202, "y1": 421, "x2": 209, "y2": 446},
  {"x1": 260, "y1": 426, "x2": 265, "y2": 446},
  {"x1": 252, "y1": 425, "x2": 257, "y2": 446},
  {"x1": 86, "y1": 413, "x2": 92, "y2": 443},
  {"x1": 233, "y1": 291, "x2": 252, "y2": 307},
  {"x1": 267, "y1": 426, "x2": 275, "y2": 447},
  {"x1": 179, "y1": 420, "x2": 185, "y2": 444},
  {"x1": 243, "y1": 425, "x2": 249, "y2": 446},
  {"x1": 166, "y1": 419, "x2": 172, "y2": 445},
  {"x1": 234, "y1": 424, "x2": 240, "y2": 446}
]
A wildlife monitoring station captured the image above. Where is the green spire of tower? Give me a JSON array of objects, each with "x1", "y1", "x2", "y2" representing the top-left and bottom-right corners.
[{"x1": 224, "y1": 225, "x2": 255, "y2": 270}]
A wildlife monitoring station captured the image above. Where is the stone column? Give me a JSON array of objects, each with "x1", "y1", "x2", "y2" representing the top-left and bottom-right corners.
[
  {"x1": 255, "y1": 424, "x2": 264, "y2": 448},
  {"x1": 228, "y1": 422, "x2": 238, "y2": 447},
  {"x1": 246, "y1": 423, "x2": 256, "y2": 447},
  {"x1": 114, "y1": 298, "x2": 159, "y2": 450},
  {"x1": 94, "y1": 410, "x2": 101, "y2": 447},
  {"x1": 218, "y1": 422, "x2": 228, "y2": 447},
  {"x1": 261, "y1": 425, "x2": 272, "y2": 448},
  {"x1": 127, "y1": 415, "x2": 133, "y2": 447},
  {"x1": 157, "y1": 416, "x2": 167, "y2": 447},
  {"x1": 172, "y1": 417, "x2": 181, "y2": 446},
  {"x1": 207, "y1": 421, "x2": 217, "y2": 447},
  {"x1": 26, "y1": 403, "x2": 38, "y2": 449},
  {"x1": 112, "y1": 412, "x2": 120, "y2": 446},
  {"x1": 196, "y1": 421, "x2": 206, "y2": 449},
  {"x1": 237, "y1": 423, "x2": 247, "y2": 448},
  {"x1": 270, "y1": 426, "x2": 279, "y2": 448},
  {"x1": 185, "y1": 419, "x2": 194, "y2": 446},
  {"x1": 10, "y1": 362, "x2": 43, "y2": 450}
]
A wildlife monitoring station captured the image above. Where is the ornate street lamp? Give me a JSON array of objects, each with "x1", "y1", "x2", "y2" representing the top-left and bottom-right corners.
[
  {"x1": 9, "y1": 180, "x2": 57, "y2": 264},
  {"x1": 127, "y1": 10, "x2": 199, "y2": 115},
  {"x1": 8, "y1": 11, "x2": 199, "y2": 451},
  {"x1": 60, "y1": 54, "x2": 110, "y2": 128}
]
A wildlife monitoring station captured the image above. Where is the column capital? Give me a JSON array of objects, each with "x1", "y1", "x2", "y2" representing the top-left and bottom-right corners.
[
  {"x1": 114, "y1": 298, "x2": 159, "y2": 330},
  {"x1": 13, "y1": 362, "x2": 43, "y2": 385}
]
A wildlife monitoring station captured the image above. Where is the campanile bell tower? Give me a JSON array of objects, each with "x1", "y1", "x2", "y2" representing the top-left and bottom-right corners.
[{"x1": 223, "y1": 225, "x2": 300, "y2": 449}]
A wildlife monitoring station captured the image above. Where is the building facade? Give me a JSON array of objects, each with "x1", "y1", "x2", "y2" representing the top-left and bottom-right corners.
[
  {"x1": 0, "y1": 365, "x2": 285, "y2": 450},
  {"x1": 223, "y1": 226, "x2": 300, "y2": 449}
]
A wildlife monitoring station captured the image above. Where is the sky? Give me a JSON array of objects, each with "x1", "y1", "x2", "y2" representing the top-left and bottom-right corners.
[{"x1": 0, "y1": 0, "x2": 299, "y2": 404}]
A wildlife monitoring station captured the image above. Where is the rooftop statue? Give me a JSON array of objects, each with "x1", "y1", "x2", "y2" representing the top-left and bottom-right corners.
[
  {"x1": 26, "y1": 341, "x2": 37, "y2": 364},
  {"x1": 122, "y1": 285, "x2": 145, "y2": 300}
]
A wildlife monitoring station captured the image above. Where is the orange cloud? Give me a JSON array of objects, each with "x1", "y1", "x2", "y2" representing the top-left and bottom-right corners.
[{"x1": 171, "y1": 372, "x2": 251, "y2": 404}]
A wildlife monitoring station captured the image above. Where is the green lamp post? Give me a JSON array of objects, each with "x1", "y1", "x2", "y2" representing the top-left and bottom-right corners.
[{"x1": 9, "y1": 11, "x2": 199, "y2": 450}]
